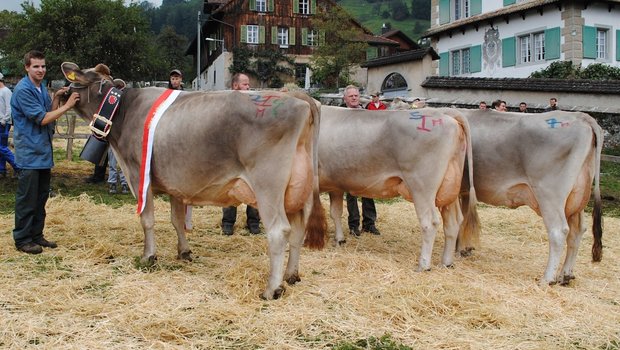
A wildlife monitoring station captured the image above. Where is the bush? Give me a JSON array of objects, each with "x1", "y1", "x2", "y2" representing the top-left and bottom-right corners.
[{"x1": 529, "y1": 61, "x2": 620, "y2": 80}]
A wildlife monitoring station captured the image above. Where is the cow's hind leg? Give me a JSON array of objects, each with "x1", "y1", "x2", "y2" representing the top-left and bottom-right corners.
[
  {"x1": 329, "y1": 191, "x2": 347, "y2": 245},
  {"x1": 416, "y1": 201, "x2": 442, "y2": 272},
  {"x1": 440, "y1": 200, "x2": 463, "y2": 268},
  {"x1": 539, "y1": 204, "x2": 570, "y2": 286},
  {"x1": 170, "y1": 196, "x2": 192, "y2": 261},
  {"x1": 560, "y1": 211, "x2": 586, "y2": 285},
  {"x1": 139, "y1": 190, "x2": 158, "y2": 265},
  {"x1": 284, "y1": 211, "x2": 305, "y2": 285}
]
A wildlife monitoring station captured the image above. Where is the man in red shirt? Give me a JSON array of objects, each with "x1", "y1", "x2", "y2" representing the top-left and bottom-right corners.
[{"x1": 365, "y1": 92, "x2": 387, "y2": 110}]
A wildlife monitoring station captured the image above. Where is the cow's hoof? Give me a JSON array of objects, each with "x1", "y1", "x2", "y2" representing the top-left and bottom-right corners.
[
  {"x1": 459, "y1": 247, "x2": 475, "y2": 257},
  {"x1": 560, "y1": 274, "x2": 575, "y2": 286},
  {"x1": 285, "y1": 273, "x2": 301, "y2": 285},
  {"x1": 178, "y1": 250, "x2": 193, "y2": 262},
  {"x1": 141, "y1": 255, "x2": 157, "y2": 266},
  {"x1": 443, "y1": 263, "x2": 455, "y2": 269},
  {"x1": 337, "y1": 239, "x2": 346, "y2": 246},
  {"x1": 416, "y1": 266, "x2": 432, "y2": 272},
  {"x1": 260, "y1": 285, "x2": 286, "y2": 300}
]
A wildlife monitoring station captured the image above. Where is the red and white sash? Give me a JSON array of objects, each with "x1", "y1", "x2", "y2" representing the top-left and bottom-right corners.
[{"x1": 137, "y1": 89, "x2": 182, "y2": 214}]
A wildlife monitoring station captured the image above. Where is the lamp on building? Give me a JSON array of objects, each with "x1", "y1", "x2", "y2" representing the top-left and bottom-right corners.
[{"x1": 205, "y1": 37, "x2": 226, "y2": 52}]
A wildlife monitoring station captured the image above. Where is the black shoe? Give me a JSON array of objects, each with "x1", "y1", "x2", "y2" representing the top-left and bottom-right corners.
[
  {"x1": 34, "y1": 237, "x2": 58, "y2": 249},
  {"x1": 85, "y1": 176, "x2": 105, "y2": 184},
  {"x1": 363, "y1": 225, "x2": 381, "y2": 235},
  {"x1": 349, "y1": 226, "x2": 361, "y2": 237},
  {"x1": 17, "y1": 242, "x2": 43, "y2": 254},
  {"x1": 121, "y1": 184, "x2": 129, "y2": 194},
  {"x1": 248, "y1": 225, "x2": 260, "y2": 235},
  {"x1": 109, "y1": 183, "x2": 117, "y2": 194},
  {"x1": 222, "y1": 224, "x2": 234, "y2": 236}
]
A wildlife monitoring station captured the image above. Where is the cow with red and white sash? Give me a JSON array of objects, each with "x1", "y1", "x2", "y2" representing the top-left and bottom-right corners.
[
  {"x1": 61, "y1": 62, "x2": 327, "y2": 300},
  {"x1": 451, "y1": 108, "x2": 603, "y2": 285}
]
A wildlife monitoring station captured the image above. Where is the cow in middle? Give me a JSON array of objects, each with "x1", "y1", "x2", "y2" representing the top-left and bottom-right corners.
[
  {"x1": 319, "y1": 106, "x2": 477, "y2": 271},
  {"x1": 61, "y1": 62, "x2": 326, "y2": 300}
]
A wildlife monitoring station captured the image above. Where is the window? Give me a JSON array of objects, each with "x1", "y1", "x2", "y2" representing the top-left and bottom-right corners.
[
  {"x1": 307, "y1": 29, "x2": 318, "y2": 46},
  {"x1": 454, "y1": 0, "x2": 470, "y2": 20},
  {"x1": 451, "y1": 48, "x2": 470, "y2": 75},
  {"x1": 277, "y1": 27, "x2": 289, "y2": 46},
  {"x1": 247, "y1": 25, "x2": 259, "y2": 44},
  {"x1": 299, "y1": 0, "x2": 310, "y2": 14},
  {"x1": 382, "y1": 73, "x2": 408, "y2": 91},
  {"x1": 596, "y1": 29, "x2": 607, "y2": 59},
  {"x1": 256, "y1": 0, "x2": 266, "y2": 12},
  {"x1": 518, "y1": 32, "x2": 545, "y2": 64}
]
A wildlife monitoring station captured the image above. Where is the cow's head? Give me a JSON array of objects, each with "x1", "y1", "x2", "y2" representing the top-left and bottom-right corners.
[{"x1": 61, "y1": 62, "x2": 126, "y2": 120}]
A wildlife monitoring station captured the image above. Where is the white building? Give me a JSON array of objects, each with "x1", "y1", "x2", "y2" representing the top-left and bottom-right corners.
[{"x1": 425, "y1": 0, "x2": 620, "y2": 78}]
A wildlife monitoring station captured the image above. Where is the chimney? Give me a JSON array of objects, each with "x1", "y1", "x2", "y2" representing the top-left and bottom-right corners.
[{"x1": 381, "y1": 23, "x2": 389, "y2": 35}]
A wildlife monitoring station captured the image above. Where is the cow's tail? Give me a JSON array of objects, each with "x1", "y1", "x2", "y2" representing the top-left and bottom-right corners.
[
  {"x1": 588, "y1": 116, "x2": 603, "y2": 262},
  {"x1": 291, "y1": 91, "x2": 327, "y2": 250},
  {"x1": 452, "y1": 112, "x2": 481, "y2": 255}
]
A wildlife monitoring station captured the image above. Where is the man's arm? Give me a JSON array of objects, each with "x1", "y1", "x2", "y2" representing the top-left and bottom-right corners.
[{"x1": 40, "y1": 88, "x2": 79, "y2": 126}]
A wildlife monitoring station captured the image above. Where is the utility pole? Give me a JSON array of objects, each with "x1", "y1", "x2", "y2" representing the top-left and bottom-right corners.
[{"x1": 196, "y1": 11, "x2": 202, "y2": 90}]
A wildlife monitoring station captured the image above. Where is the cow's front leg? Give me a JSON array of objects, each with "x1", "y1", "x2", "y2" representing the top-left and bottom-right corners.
[
  {"x1": 140, "y1": 190, "x2": 158, "y2": 265},
  {"x1": 260, "y1": 207, "x2": 291, "y2": 300},
  {"x1": 170, "y1": 196, "x2": 192, "y2": 261},
  {"x1": 284, "y1": 211, "x2": 304, "y2": 285},
  {"x1": 329, "y1": 191, "x2": 346, "y2": 245}
]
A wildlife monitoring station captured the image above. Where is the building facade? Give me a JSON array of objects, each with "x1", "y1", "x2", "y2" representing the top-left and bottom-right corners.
[{"x1": 425, "y1": 0, "x2": 620, "y2": 78}]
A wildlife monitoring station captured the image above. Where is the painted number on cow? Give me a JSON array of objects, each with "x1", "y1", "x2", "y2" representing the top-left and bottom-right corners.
[
  {"x1": 250, "y1": 94, "x2": 283, "y2": 118},
  {"x1": 409, "y1": 111, "x2": 443, "y2": 132},
  {"x1": 545, "y1": 118, "x2": 570, "y2": 128}
]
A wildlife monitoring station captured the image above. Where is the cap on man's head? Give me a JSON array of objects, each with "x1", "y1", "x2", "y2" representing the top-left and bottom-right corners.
[
  {"x1": 371, "y1": 92, "x2": 380, "y2": 97},
  {"x1": 169, "y1": 69, "x2": 182, "y2": 77}
]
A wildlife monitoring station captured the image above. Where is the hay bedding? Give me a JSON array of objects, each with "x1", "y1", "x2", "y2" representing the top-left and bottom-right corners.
[{"x1": 0, "y1": 195, "x2": 619, "y2": 349}]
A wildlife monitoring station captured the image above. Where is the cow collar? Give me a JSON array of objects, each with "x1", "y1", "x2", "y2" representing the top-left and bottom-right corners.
[{"x1": 90, "y1": 87, "x2": 122, "y2": 140}]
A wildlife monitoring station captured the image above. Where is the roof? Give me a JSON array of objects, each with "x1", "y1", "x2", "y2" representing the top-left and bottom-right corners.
[
  {"x1": 362, "y1": 47, "x2": 440, "y2": 68},
  {"x1": 381, "y1": 29, "x2": 420, "y2": 49},
  {"x1": 421, "y1": 76, "x2": 620, "y2": 94},
  {"x1": 423, "y1": 0, "x2": 562, "y2": 38}
]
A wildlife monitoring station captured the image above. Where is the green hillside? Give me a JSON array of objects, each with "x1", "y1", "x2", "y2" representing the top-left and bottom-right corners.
[{"x1": 337, "y1": 0, "x2": 430, "y2": 42}]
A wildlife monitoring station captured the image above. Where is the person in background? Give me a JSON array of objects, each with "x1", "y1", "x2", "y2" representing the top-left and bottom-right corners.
[
  {"x1": 545, "y1": 97, "x2": 559, "y2": 111},
  {"x1": 492, "y1": 99, "x2": 507, "y2": 112},
  {"x1": 519, "y1": 102, "x2": 528, "y2": 113},
  {"x1": 365, "y1": 92, "x2": 386, "y2": 110},
  {"x1": 479, "y1": 101, "x2": 487, "y2": 110},
  {"x1": 221, "y1": 73, "x2": 261, "y2": 235},
  {"x1": 411, "y1": 98, "x2": 425, "y2": 109},
  {"x1": 343, "y1": 84, "x2": 380, "y2": 236},
  {"x1": 107, "y1": 148, "x2": 129, "y2": 194},
  {"x1": 11, "y1": 50, "x2": 80, "y2": 254},
  {"x1": 0, "y1": 72, "x2": 19, "y2": 177}
]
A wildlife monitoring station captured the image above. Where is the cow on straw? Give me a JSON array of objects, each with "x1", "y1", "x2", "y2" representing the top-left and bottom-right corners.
[
  {"x1": 60, "y1": 62, "x2": 327, "y2": 299},
  {"x1": 451, "y1": 108, "x2": 603, "y2": 286},
  {"x1": 318, "y1": 106, "x2": 478, "y2": 271}
]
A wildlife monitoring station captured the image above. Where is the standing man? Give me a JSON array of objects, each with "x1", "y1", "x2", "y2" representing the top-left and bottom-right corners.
[
  {"x1": 221, "y1": 73, "x2": 261, "y2": 235},
  {"x1": 545, "y1": 97, "x2": 559, "y2": 111},
  {"x1": 11, "y1": 50, "x2": 80, "y2": 254},
  {"x1": 343, "y1": 85, "x2": 380, "y2": 236},
  {"x1": 0, "y1": 72, "x2": 19, "y2": 177},
  {"x1": 365, "y1": 92, "x2": 386, "y2": 110}
]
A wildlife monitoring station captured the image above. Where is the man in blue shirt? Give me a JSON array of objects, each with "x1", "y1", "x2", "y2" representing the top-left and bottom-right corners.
[{"x1": 11, "y1": 50, "x2": 80, "y2": 254}]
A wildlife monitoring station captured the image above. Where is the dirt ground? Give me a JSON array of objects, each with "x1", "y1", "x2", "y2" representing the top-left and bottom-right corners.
[{"x1": 0, "y1": 196, "x2": 618, "y2": 349}]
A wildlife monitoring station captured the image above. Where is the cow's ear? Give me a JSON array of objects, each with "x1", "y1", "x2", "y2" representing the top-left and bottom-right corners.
[
  {"x1": 94, "y1": 64, "x2": 111, "y2": 77},
  {"x1": 61, "y1": 62, "x2": 83, "y2": 83},
  {"x1": 113, "y1": 79, "x2": 127, "y2": 91}
]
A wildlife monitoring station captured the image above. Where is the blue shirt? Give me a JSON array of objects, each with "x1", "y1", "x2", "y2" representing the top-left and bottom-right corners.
[{"x1": 10, "y1": 76, "x2": 54, "y2": 169}]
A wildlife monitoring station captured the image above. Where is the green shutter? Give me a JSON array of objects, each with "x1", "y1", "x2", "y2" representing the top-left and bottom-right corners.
[
  {"x1": 268, "y1": 0, "x2": 274, "y2": 11},
  {"x1": 616, "y1": 30, "x2": 620, "y2": 61},
  {"x1": 583, "y1": 26, "x2": 597, "y2": 59},
  {"x1": 439, "y1": 0, "x2": 450, "y2": 24},
  {"x1": 366, "y1": 46, "x2": 378, "y2": 60},
  {"x1": 289, "y1": 27, "x2": 295, "y2": 45},
  {"x1": 271, "y1": 26, "x2": 278, "y2": 44},
  {"x1": 259, "y1": 26, "x2": 265, "y2": 44},
  {"x1": 471, "y1": 0, "x2": 482, "y2": 15},
  {"x1": 502, "y1": 37, "x2": 516, "y2": 67},
  {"x1": 470, "y1": 45, "x2": 482, "y2": 72},
  {"x1": 241, "y1": 25, "x2": 247, "y2": 43},
  {"x1": 293, "y1": 0, "x2": 299, "y2": 14},
  {"x1": 544, "y1": 27, "x2": 560, "y2": 60},
  {"x1": 503, "y1": 0, "x2": 516, "y2": 5},
  {"x1": 439, "y1": 52, "x2": 449, "y2": 76},
  {"x1": 311, "y1": 0, "x2": 316, "y2": 14},
  {"x1": 249, "y1": 0, "x2": 256, "y2": 11},
  {"x1": 301, "y1": 28, "x2": 308, "y2": 45}
]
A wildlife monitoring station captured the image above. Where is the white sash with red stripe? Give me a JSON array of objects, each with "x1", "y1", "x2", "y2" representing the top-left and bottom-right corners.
[{"x1": 137, "y1": 89, "x2": 182, "y2": 214}]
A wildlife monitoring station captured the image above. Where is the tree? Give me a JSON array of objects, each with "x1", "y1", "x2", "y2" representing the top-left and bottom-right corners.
[
  {"x1": 390, "y1": 0, "x2": 410, "y2": 21},
  {"x1": 411, "y1": 0, "x2": 431, "y2": 20},
  {"x1": 310, "y1": 6, "x2": 368, "y2": 89},
  {"x1": 229, "y1": 47, "x2": 295, "y2": 88},
  {"x1": 529, "y1": 60, "x2": 620, "y2": 80},
  {"x1": 155, "y1": 25, "x2": 192, "y2": 80},
  {"x1": 0, "y1": 0, "x2": 157, "y2": 81}
]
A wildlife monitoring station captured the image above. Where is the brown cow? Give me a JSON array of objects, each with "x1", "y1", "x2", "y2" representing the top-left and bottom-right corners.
[{"x1": 61, "y1": 62, "x2": 326, "y2": 299}]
